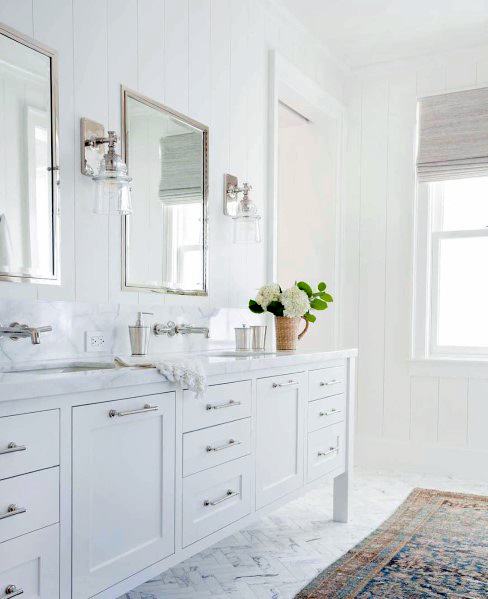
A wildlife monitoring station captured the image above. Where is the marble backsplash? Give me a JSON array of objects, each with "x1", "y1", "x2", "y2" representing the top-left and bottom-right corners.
[{"x1": 0, "y1": 299, "x2": 267, "y2": 370}]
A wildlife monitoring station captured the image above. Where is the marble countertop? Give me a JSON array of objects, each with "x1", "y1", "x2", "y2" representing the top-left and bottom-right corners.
[{"x1": 0, "y1": 348, "x2": 357, "y2": 403}]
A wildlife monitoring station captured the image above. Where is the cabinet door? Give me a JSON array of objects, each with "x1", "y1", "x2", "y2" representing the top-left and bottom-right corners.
[
  {"x1": 72, "y1": 393, "x2": 175, "y2": 599},
  {"x1": 256, "y1": 373, "x2": 305, "y2": 509},
  {"x1": 0, "y1": 525, "x2": 59, "y2": 598}
]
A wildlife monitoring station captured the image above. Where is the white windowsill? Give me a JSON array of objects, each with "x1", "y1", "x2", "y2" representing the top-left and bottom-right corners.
[{"x1": 409, "y1": 356, "x2": 488, "y2": 378}]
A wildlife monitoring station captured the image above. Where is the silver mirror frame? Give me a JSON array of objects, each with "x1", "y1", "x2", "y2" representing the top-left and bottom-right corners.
[
  {"x1": 121, "y1": 86, "x2": 209, "y2": 296},
  {"x1": 0, "y1": 22, "x2": 60, "y2": 285}
]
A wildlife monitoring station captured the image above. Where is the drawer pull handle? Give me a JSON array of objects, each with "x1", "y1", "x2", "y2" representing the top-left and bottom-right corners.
[
  {"x1": 1, "y1": 586, "x2": 24, "y2": 599},
  {"x1": 317, "y1": 446, "x2": 338, "y2": 458},
  {"x1": 272, "y1": 380, "x2": 298, "y2": 388},
  {"x1": 319, "y1": 408, "x2": 342, "y2": 417},
  {"x1": 319, "y1": 379, "x2": 341, "y2": 387},
  {"x1": 206, "y1": 438, "x2": 241, "y2": 452},
  {"x1": 203, "y1": 489, "x2": 239, "y2": 507},
  {"x1": 0, "y1": 505, "x2": 26, "y2": 521},
  {"x1": 0, "y1": 442, "x2": 27, "y2": 455},
  {"x1": 109, "y1": 404, "x2": 158, "y2": 418},
  {"x1": 206, "y1": 400, "x2": 241, "y2": 411}
]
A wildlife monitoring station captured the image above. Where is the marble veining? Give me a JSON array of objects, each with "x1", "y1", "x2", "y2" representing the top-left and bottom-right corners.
[{"x1": 121, "y1": 468, "x2": 488, "y2": 599}]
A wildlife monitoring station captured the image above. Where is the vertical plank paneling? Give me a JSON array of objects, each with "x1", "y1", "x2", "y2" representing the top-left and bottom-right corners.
[
  {"x1": 438, "y1": 378, "x2": 468, "y2": 447},
  {"x1": 0, "y1": 1, "x2": 33, "y2": 36},
  {"x1": 245, "y1": 0, "x2": 266, "y2": 296},
  {"x1": 208, "y1": 0, "x2": 232, "y2": 308},
  {"x1": 467, "y1": 379, "x2": 488, "y2": 451},
  {"x1": 410, "y1": 376, "x2": 439, "y2": 443},
  {"x1": 382, "y1": 72, "x2": 416, "y2": 440},
  {"x1": 188, "y1": 0, "x2": 211, "y2": 125},
  {"x1": 73, "y1": 0, "x2": 109, "y2": 303},
  {"x1": 34, "y1": 0, "x2": 76, "y2": 302},
  {"x1": 164, "y1": 0, "x2": 189, "y2": 114},
  {"x1": 356, "y1": 79, "x2": 389, "y2": 437},
  {"x1": 106, "y1": 0, "x2": 138, "y2": 306},
  {"x1": 228, "y1": 0, "x2": 249, "y2": 308},
  {"x1": 137, "y1": 0, "x2": 165, "y2": 102}
]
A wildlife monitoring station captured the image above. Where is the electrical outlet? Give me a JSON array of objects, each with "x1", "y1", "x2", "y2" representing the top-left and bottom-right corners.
[{"x1": 85, "y1": 331, "x2": 106, "y2": 353}]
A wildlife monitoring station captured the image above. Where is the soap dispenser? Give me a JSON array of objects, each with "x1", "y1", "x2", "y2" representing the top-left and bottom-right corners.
[{"x1": 129, "y1": 312, "x2": 153, "y2": 355}]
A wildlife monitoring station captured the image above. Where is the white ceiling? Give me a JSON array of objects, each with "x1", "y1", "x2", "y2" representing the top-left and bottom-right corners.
[{"x1": 281, "y1": 0, "x2": 488, "y2": 67}]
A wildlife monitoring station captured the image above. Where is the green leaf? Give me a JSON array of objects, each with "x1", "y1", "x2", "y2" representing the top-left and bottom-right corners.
[
  {"x1": 310, "y1": 298, "x2": 328, "y2": 310},
  {"x1": 303, "y1": 312, "x2": 316, "y2": 323},
  {"x1": 318, "y1": 282, "x2": 326, "y2": 292},
  {"x1": 267, "y1": 300, "x2": 284, "y2": 317},
  {"x1": 297, "y1": 281, "x2": 313, "y2": 297},
  {"x1": 319, "y1": 292, "x2": 333, "y2": 303},
  {"x1": 249, "y1": 299, "x2": 264, "y2": 314}
]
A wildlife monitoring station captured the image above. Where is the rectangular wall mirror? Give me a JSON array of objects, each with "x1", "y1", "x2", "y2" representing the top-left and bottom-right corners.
[
  {"x1": 0, "y1": 22, "x2": 59, "y2": 284},
  {"x1": 122, "y1": 88, "x2": 208, "y2": 296}
]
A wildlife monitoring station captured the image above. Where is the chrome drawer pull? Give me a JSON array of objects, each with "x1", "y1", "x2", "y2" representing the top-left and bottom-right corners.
[
  {"x1": 317, "y1": 446, "x2": 338, "y2": 458},
  {"x1": 319, "y1": 379, "x2": 341, "y2": 387},
  {"x1": 272, "y1": 379, "x2": 298, "y2": 388},
  {"x1": 203, "y1": 489, "x2": 239, "y2": 507},
  {"x1": 0, "y1": 442, "x2": 27, "y2": 455},
  {"x1": 319, "y1": 408, "x2": 342, "y2": 417},
  {"x1": 1, "y1": 586, "x2": 24, "y2": 599},
  {"x1": 206, "y1": 438, "x2": 241, "y2": 452},
  {"x1": 206, "y1": 399, "x2": 241, "y2": 411},
  {"x1": 108, "y1": 404, "x2": 158, "y2": 418},
  {"x1": 0, "y1": 504, "x2": 26, "y2": 521}
]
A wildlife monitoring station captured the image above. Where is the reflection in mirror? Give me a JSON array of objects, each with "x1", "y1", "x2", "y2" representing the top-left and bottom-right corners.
[
  {"x1": 123, "y1": 89, "x2": 208, "y2": 295},
  {"x1": 0, "y1": 23, "x2": 59, "y2": 283}
]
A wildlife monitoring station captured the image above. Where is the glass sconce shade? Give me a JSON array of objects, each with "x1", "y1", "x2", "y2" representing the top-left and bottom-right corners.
[
  {"x1": 233, "y1": 215, "x2": 261, "y2": 243},
  {"x1": 232, "y1": 196, "x2": 261, "y2": 243},
  {"x1": 92, "y1": 146, "x2": 132, "y2": 215}
]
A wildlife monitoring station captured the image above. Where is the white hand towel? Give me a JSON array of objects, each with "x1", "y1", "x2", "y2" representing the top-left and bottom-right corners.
[
  {"x1": 114, "y1": 355, "x2": 207, "y2": 398},
  {"x1": 155, "y1": 357, "x2": 207, "y2": 398}
]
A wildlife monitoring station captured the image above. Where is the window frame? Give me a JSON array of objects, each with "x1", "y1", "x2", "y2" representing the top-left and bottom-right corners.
[{"x1": 414, "y1": 179, "x2": 488, "y2": 359}]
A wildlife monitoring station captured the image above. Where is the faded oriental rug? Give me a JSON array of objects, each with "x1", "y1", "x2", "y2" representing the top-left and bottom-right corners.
[{"x1": 295, "y1": 488, "x2": 488, "y2": 598}]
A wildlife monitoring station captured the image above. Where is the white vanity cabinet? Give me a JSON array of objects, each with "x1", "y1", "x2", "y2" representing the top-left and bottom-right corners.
[
  {"x1": 71, "y1": 392, "x2": 175, "y2": 599},
  {"x1": 256, "y1": 372, "x2": 306, "y2": 509},
  {"x1": 0, "y1": 348, "x2": 356, "y2": 599}
]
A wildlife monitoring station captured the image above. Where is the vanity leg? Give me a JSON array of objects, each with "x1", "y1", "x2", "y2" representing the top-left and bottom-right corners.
[{"x1": 333, "y1": 470, "x2": 350, "y2": 523}]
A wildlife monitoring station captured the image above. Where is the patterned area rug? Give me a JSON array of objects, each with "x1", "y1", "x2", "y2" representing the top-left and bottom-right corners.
[{"x1": 296, "y1": 488, "x2": 488, "y2": 598}]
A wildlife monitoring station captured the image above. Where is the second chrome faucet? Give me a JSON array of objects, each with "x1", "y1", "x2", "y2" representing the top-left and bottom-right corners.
[{"x1": 153, "y1": 321, "x2": 210, "y2": 338}]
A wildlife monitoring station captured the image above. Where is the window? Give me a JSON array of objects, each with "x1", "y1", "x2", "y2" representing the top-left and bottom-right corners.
[{"x1": 416, "y1": 177, "x2": 488, "y2": 357}]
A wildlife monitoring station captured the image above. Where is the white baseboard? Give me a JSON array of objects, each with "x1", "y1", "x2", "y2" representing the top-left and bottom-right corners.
[{"x1": 355, "y1": 435, "x2": 488, "y2": 481}]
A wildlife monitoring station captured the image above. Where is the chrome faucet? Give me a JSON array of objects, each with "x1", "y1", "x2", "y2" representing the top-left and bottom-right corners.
[
  {"x1": 176, "y1": 323, "x2": 210, "y2": 338},
  {"x1": 153, "y1": 321, "x2": 210, "y2": 338},
  {"x1": 0, "y1": 322, "x2": 53, "y2": 345}
]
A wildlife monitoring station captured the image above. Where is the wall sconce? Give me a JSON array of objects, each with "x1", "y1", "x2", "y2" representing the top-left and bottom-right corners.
[
  {"x1": 80, "y1": 118, "x2": 132, "y2": 215},
  {"x1": 224, "y1": 174, "x2": 261, "y2": 244}
]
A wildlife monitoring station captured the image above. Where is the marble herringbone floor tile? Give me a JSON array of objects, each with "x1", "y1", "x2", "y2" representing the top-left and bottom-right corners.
[{"x1": 121, "y1": 468, "x2": 488, "y2": 599}]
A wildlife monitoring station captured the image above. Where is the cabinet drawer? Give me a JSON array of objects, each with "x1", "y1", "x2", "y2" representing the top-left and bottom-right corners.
[
  {"x1": 0, "y1": 525, "x2": 59, "y2": 598},
  {"x1": 183, "y1": 418, "x2": 251, "y2": 477},
  {"x1": 0, "y1": 410, "x2": 59, "y2": 481},
  {"x1": 183, "y1": 380, "x2": 252, "y2": 432},
  {"x1": 257, "y1": 372, "x2": 303, "y2": 394},
  {"x1": 182, "y1": 455, "x2": 251, "y2": 547},
  {"x1": 309, "y1": 366, "x2": 345, "y2": 401},
  {"x1": 308, "y1": 394, "x2": 345, "y2": 432},
  {"x1": 0, "y1": 468, "x2": 59, "y2": 544},
  {"x1": 306, "y1": 422, "x2": 345, "y2": 483}
]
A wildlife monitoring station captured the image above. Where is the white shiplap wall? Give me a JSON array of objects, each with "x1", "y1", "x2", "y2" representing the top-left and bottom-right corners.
[
  {"x1": 344, "y1": 46, "x2": 488, "y2": 479},
  {"x1": 0, "y1": 0, "x2": 344, "y2": 309}
]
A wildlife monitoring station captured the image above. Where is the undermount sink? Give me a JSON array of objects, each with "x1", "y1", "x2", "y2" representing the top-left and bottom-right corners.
[
  {"x1": 2, "y1": 362, "x2": 117, "y2": 375},
  {"x1": 205, "y1": 350, "x2": 277, "y2": 358}
]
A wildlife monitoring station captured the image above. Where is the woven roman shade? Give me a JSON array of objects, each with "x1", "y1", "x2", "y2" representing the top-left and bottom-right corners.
[
  {"x1": 417, "y1": 87, "x2": 488, "y2": 182},
  {"x1": 159, "y1": 131, "x2": 203, "y2": 204}
]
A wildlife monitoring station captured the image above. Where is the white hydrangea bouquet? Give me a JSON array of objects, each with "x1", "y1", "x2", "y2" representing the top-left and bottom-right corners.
[{"x1": 248, "y1": 281, "x2": 333, "y2": 350}]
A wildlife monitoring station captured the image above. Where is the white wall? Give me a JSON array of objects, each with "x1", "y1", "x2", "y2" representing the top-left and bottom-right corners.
[
  {"x1": 0, "y1": 0, "x2": 344, "y2": 313},
  {"x1": 344, "y1": 45, "x2": 488, "y2": 479}
]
